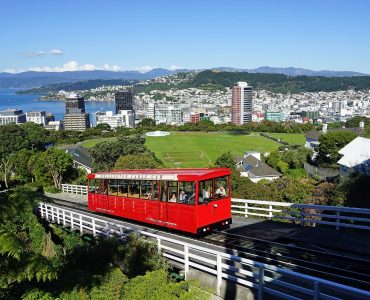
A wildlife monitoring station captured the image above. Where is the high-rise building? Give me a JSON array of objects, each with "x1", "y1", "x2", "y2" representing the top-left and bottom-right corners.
[
  {"x1": 231, "y1": 82, "x2": 253, "y2": 125},
  {"x1": 65, "y1": 93, "x2": 85, "y2": 114},
  {"x1": 115, "y1": 90, "x2": 133, "y2": 113},
  {"x1": 63, "y1": 93, "x2": 90, "y2": 131}
]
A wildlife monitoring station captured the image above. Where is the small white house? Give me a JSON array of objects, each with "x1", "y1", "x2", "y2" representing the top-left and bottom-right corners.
[
  {"x1": 337, "y1": 137, "x2": 370, "y2": 176},
  {"x1": 236, "y1": 153, "x2": 281, "y2": 183}
]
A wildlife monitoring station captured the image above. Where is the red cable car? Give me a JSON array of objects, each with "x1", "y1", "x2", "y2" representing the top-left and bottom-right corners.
[{"x1": 87, "y1": 168, "x2": 232, "y2": 234}]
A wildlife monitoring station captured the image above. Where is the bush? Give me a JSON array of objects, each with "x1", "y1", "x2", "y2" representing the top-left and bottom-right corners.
[{"x1": 44, "y1": 186, "x2": 61, "y2": 193}]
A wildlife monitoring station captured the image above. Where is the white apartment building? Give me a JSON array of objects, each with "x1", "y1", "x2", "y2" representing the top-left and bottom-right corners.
[
  {"x1": 26, "y1": 111, "x2": 46, "y2": 126},
  {"x1": 96, "y1": 110, "x2": 135, "y2": 129},
  {"x1": 0, "y1": 109, "x2": 26, "y2": 126},
  {"x1": 154, "y1": 104, "x2": 183, "y2": 125}
]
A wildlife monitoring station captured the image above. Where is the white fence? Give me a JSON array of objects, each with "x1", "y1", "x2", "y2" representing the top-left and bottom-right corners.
[
  {"x1": 232, "y1": 199, "x2": 370, "y2": 231},
  {"x1": 61, "y1": 184, "x2": 88, "y2": 195},
  {"x1": 39, "y1": 203, "x2": 370, "y2": 300},
  {"x1": 60, "y1": 184, "x2": 370, "y2": 231}
]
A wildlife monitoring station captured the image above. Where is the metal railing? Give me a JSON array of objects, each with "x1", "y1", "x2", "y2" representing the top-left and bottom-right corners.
[
  {"x1": 61, "y1": 184, "x2": 88, "y2": 195},
  {"x1": 38, "y1": 203, "x2": 370, "y2": 300},
  {"x1": 232, "y1": 199, "x2": 370, "y2": 231},
  {"x1": 60, "y1": 184, "x2": 370, "y2": 231}
]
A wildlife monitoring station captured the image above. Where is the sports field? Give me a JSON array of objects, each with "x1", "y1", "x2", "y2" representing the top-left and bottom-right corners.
[
  {"x1": 267, "y1": 133, "x2": 306, "y2": 145},
  {"x1": 81, "y1": 137, "x2": 117, "y2": 148},
  {"x1": 145, "y1": 132, "x2": 280, "y2": 167}
]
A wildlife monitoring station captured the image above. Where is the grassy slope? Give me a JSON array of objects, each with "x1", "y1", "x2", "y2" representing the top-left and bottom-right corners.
[
  {"x1": 268, "y1": 133, "x2": 306, "y2": 145},
  {"x1": 145, "y1": 132, "x2": 279, "y2": 167}
]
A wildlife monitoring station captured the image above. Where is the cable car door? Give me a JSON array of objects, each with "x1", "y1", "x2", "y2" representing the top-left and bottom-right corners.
[
  {"x1": 158, "y1": 181, "x2": 168, "y2": 225},
  {"x1": 99, "y1": 179, "x2": 109, "y2": 211}
]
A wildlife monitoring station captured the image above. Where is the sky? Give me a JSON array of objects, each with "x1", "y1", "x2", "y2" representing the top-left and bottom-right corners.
[{"x1": 1, "y1": 0, "x2": 370, "y2": 73}]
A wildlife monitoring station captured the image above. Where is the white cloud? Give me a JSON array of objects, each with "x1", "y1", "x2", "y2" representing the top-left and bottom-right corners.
[
  {"x1": 102, "y1": 64, "x2": 122, "y2": 71},
  {"x1": 4, "y1": 61, "x2": 124, "y2": 73},
  {"x1": 134, "y1": 66, "x2": 154, "y2": 73},
  {"x1": 169, "y1": 65, "x2": 183, "y2": 71},
  {"x1": 22, "y1": 48, "x2": 64, "y2": 58}
]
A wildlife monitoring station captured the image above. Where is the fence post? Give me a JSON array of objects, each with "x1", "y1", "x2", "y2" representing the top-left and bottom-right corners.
[
  {"x1": 40, "y1": 203, "x2": 44, "y2": 218},
  {"x1": 216, "y1": 253, "x2": 222, "y2": 296},
  {"x1": 269, "y1": 205, "x2": 273, "y2": 219},
  {"x1": 79, "y1": 214, "x2": 83, "y2": 234},
  {"x1": 71, "y1": 212, "x2": 74, "y2": 230},
  {"x1": 57, "y1": 208, "x2": 60, "y2": 224},
  {"x1": 258, "y1": 266, "x2": 264, "y2": 300},
  {"x1": 92, "y1": 219, "x2": 96, "y2": 236},
  {"x1": 336, "y1": 211, "x2": 340, "y2": 231},
  {"x1": 300, "y1": 207, "x2": 304, "y2": 226},
  {"x1": 63, "y1": 210, "x2": 66, "y2": 226},
  {"x1": 313, "y1": 281, "x2": 320, "y2": 300},
  {"x1": 245, "y1": 202, "x2": 249, "y2": 218},
  {"x1": 157, "y1": 237, "x2": 161, "y2": 254},
  {"x1": 184, "y1": 245, "x2": 189, "y2": 280}
]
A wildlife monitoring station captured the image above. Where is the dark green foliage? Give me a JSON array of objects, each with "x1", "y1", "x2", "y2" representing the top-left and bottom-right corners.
[
  {"x1": 0, "y1": 188, "x2": 62, "y2": 291},
  {"x1": 316, "y1": 131, "x2": 357, "y2": 165},
  {"x1": 345, "y1": 116, "x2": 370, "y2": 129},
  {"x1": 89, "y1": 134, "x2": 157, "y2": 171},
  {"x1": 122, "y1": 269, "x2": 208, "y2": 300},
  {"x1": 113, "y1": 234, "x2": 168, "y2": 278},
  {"x1": 137, "y1": 117, "x2": 156, "y2": 127},
  {"x1": 338, "y1": 175, "x2": 370, "y2": 208},
  {"x1": 114, "y1": 154, "x2": 162, "y2": 170},
  {"x1": 214, "y1": 152, "x2": 236, "y2": 169},
  {"x1": 95, "y1": 123, "x2": 112, "y2": 131}
]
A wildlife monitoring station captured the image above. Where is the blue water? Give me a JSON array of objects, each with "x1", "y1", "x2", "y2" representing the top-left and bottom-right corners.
[{"x1": 0, "y1": 88, "x2": 115, "y2": 122}]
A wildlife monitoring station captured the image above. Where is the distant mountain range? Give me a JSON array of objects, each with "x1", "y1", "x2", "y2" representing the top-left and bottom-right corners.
[{"x1": 0, "y1": 66, "x2": 368, "y2": 89}]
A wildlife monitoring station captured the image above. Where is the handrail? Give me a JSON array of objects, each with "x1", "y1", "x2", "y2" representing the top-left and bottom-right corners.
[
  {"x1": 231, "y1": 198, "x2": 370, "y2": 231},
  {"x1": 60, "y1": 184, "x2": 370, "y2": 231},
  {"x1": 38, "y1": 203, "x2": 370, "y2": 300}
]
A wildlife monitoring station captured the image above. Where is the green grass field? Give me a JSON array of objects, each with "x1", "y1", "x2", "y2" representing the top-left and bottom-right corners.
[
  {"x1": 80, "y1": 137, "x2": 117, "y2": 148},
  {"x1": 145, "y1": 132, "x2": 280, "y2": 167},
  {"x1": 268, "y1": 133, "x2": 306, "y2": 145}
]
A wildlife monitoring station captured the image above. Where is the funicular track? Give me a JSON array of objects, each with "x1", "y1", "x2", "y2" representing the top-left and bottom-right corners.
[{"x1": 48, "y1": 197, "x2": 370, "y2": 292}]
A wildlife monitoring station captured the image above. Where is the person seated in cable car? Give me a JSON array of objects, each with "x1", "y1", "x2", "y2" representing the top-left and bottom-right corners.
[
  {"x1": 169, "y1": 193, "x2": 177, "y2": 203},
  {"x1": 215, "y1": 185, "x2": 226, "y2": 198},
  {"x1": 179, "y1": 190, "x2": 187, "y2": 203}
]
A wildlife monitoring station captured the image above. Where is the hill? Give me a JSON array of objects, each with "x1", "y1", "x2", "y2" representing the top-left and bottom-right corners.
[{"x1": 2, "y1": 66, "x2": 368, "y2": 89}]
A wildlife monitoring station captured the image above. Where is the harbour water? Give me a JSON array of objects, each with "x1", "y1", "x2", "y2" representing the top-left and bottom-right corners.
[{"x1": 0, "y1": 88, "x2": 115, "y2": 122}]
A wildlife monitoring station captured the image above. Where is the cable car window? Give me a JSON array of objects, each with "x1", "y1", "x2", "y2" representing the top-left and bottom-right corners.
[
  {"x1": 102, "y1": 179, "x2": 108, "y2": 195},
  {"x1": 117, "y1": 179, "x2": 128, "y2": 197},
  {"x1": 140, "y1": 181, "x2": 152, "y2": 200},
  {"x1": 128, "y1": 180, "x2": 140, "y2": 198},
  {"x1": 168, "y1": 181, "x2": 178, "y2": 203},
  {"x1": 108, "y1": 179, "x2": 118, "y2": 196},
  {"x1": 160, "y1": 181, "x2": 167, "y2": 202},
  {"x1": 89, "y1": 179, "x2": 98, "y2": 193},
  {"x1": 178, "y1": 181, "x2": 195, "y2": 205},
  {"x1": 198, "y1": 180, "x2": 213, "y2": 204},
  {"x1": 152, "y1": 181, "x2": 159, "y2": 200},
  {"x1": 214, "y1": 176, "x2": 229, "y2": 199}
]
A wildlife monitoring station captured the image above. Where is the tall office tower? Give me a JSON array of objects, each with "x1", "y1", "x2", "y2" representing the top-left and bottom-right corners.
[
  {"x1": 64, "y1": 93, "x2": 90, "y2": 131},
  {"x1": 65, "y1": 93, "x2": 86, "y2": 114},
  {"x1": 115, "y1": 90, "x2": 133, "y2": 113},
  {"x1": 231, "y1": 82, "x2": 253, "y2": 125}
]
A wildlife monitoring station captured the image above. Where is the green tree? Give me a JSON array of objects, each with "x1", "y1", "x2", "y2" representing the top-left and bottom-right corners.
[
  {"x1": 316, "y1": 131, "x2": 357, "y2": 165},
  {"x1": 95, "y1": 123, "x2": 112, "y2": 131},
  {"x1": 137, "y1": 118, "x2": 156, "y2": 127},
  {"x1": 0, "y1": 155, "x2": 15, "y2": 189},
  {"x1": 345, "y1": 116, "x2": 370, "y2": 129},
  {"x1": 114, "y1": 154, "x2": 162, "y2": 170},
  {"x1": 21, "y1": 122, "x2": 50, "y2": 151},
  {"x1": 0, "y1": 124, "x2": 28, "y2": 157},
  {"x1": 37, "y1": 148, "x2": 74, "y2": 188},
  {"x1": 113, "y1": 233, "x2": 167, "y2": 278},
  {"x1": 214, "y1": 152, "x2": 236, "y2": 169}
]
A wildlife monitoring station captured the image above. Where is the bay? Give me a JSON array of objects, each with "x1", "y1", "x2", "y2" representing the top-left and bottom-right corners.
[{"x1": 0, "y1": 88, "x2": 115, "y2": 124}]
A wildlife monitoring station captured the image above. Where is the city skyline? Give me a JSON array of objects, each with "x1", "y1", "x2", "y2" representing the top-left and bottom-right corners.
[{"x1": 1, "y1": 0, "x2": 370, "y2": 73}]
